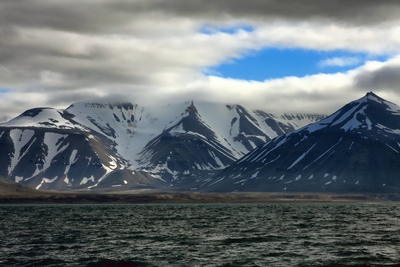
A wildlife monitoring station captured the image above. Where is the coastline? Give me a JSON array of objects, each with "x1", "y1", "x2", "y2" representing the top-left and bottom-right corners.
[{"x1": 1, "y1": 191, "x2": 399, "y2": 204}]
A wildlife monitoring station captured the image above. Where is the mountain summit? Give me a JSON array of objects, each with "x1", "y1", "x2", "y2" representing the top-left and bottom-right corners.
[{"x1": 202, "y1": 92, "x2": 400, "y2": 193}]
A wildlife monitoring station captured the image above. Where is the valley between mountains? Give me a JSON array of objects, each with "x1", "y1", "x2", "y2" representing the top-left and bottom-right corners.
[{"x1": 1, "y1": 92, "x2": 400, "y2": 194}]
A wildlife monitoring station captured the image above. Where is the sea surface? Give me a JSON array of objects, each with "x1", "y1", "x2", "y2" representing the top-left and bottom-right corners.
[{"x1": 1, "y1": 203, "x2": 400, "y2": 267}]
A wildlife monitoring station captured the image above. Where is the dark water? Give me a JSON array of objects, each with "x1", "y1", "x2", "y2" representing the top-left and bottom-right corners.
[{"x1": 1, "y1": 204, "x2": 400, "y2": 267}]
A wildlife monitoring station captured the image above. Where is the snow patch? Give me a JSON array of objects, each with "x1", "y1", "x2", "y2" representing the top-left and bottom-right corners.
[
  {"x1": 250, "y1": 171, "x2": 259, "y2": 179},
  {"x1": 209, "y1": 150, "x2": 225, "y2": 168},
  {"x1": 349, "y1": 141, "x2": 354, "y2": 150},
  {"x1": 36, "y1": 176, "x2": 58, "y2": 189},
  {"x1": 262, "y1": 154, "x2": 280, "y2": 164},
  {"x1": 208, "y1": 176, "x2": 225, "y2": 186},
  {"x1": 386, "y1": 143, "x2": 399, "y2": 153},
  {"x1": 287, "y1": 143, "x2": 317, "y2": 170},
  {"x1": 234, "y1": 178, "x2": 248, "y2": 185},
  {"x1": 64, "y1": 149, "x2": 78, "y2": 174},
  {"x1": 150, "y1": 174, "x2": 166, "y2": 182},
  {"x1": 365, "y1": 117, "x2": 372, "y2": 130},
  {"x1": 331, "y1": 105, "x2": 359, "y2": 127},
  {"x1": 303, "y1": 137, "x2": 343, "y2": 170},
  {"x1": 80, "y1": 176, "x2": 95, "y2": 185},
  {"x1": 15, "y1": 176, "x2": 24, "y2": 183}
]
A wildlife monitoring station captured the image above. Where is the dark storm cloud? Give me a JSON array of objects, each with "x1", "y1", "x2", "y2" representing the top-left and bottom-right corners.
[
  {"x1": 0, "y1": 1, "x2": 128, "y2": 33},
  {"x1": 1, "y1": 0, "x2": 399, "y2": 34},
  {"x1": 355, "y1": 64, "x2": 400, "y2": 92},
  {"x1": 45, "y1": 91, "x2": 109, "y2": 106},
  {"x1": 110, "y1": 0, "x2": 400, "y2": 25},
  {"x1": 45, "y1": 90, "x2": 137, "y2": 107}
]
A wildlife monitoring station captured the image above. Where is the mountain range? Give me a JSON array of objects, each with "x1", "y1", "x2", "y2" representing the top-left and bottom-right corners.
[
  {"x1": 0, "y1": 100, "x2": 324, "y2": 191},
  {"x1": 201, "y1": 92, "x2": 400, "y2": 193}
]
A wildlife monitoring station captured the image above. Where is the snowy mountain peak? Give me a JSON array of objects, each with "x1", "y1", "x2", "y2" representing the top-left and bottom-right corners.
[
  {"x1": 203, "y1": 92, "x2": 400, "y2": 193},
  {"x1": 365, "y1": 91, "x2": 385, "y2": 102},
  {"x1": 185, "y1": 100, "x2": 199, "y2": 116},
  {"x1": 0, "y1": 107, "x2": 85, "y2": 130},
  {"x1": 300, "y1": 91, "x2": 400, "y2": 135},
  {"x1": 356, "y1": 91, "x2": 399, "y2": 112},
  {"x1": 163, "y1": 101, "x2": 213, "y2": 136},
  {"x1": 365, "y1": 91, "x2": 379, "y2": 99}
]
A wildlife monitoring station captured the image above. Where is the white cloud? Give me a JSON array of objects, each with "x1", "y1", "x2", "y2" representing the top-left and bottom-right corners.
[
  {"x1": 318, "y1": 57, "x2": 361, "y2": 67},
  {"x1": 252, "y1": 23, "x2": 400, "y2": 54}
]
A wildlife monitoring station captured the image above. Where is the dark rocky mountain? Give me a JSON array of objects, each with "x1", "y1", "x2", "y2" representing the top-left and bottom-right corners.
[
  {"x1": 0, "y1": 100, "x2": 324, "y2": 191},
  {"x1": 201, "y1": 92, "x2": 400, "y2": 193}
]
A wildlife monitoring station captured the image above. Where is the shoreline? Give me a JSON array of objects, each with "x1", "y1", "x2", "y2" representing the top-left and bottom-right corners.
[{"x1": 1, "y1": 191, "x2": 399, "y2": 204}]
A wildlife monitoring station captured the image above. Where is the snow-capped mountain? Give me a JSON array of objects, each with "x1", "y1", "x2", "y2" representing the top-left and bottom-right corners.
[
  {"x1": 202, "y1": 92, "x2": 400, "y2": 193},
  {"x1": 0, "y1": 100, "x2": 324, "y2": 191}
]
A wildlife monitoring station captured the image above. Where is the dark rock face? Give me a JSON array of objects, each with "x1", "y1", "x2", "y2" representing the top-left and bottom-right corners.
[{"x1": 203, "y1": 92, "x2": 400, "y2": 193}]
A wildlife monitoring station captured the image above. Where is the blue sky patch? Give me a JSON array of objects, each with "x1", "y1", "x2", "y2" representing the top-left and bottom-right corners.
[
  {"x1": 207, "y1": 48, "x2": 390, "y2": 81},
  {"x1": 199, "y1": 24, "x2": 255, "y2": 35}
]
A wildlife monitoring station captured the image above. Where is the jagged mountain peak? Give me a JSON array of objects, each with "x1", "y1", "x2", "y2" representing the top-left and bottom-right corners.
[
  {"x1": 365, "y1": 91, "x2": 388, "y2": 102},
  {"x1": 365, "y1": 91, "x2": 380, "y2": 99},
  {"x1": 165, "y1": 101, "x2": 215, "y2": 138},
  {"x1": 188, "y1": 100, "x2": 196, "y2": 109},
  {"x1": 303, "y1": 91, "x2": 400, "y2": 140},
  {"x1": 349, "y1": 91, "x2": 398, "y2": 110},
  {"x1": 300, "y1": 92, "x2": 400, "y2": 136}
]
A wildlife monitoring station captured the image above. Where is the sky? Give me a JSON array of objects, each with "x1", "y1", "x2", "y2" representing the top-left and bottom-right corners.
[{"x1": 1, "y1": 0, "x2": 400, "y2": 121}]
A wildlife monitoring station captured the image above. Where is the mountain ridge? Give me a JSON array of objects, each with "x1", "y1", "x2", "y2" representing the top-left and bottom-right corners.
[
  {"x1": 201, "y1": 92, "x2": 400, "y2": 193},
  {"x1": 0, "y1": 100, "x2": 325, "y2": 191}
]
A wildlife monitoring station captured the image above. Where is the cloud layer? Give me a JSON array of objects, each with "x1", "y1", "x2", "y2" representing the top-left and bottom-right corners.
[{"x1": 1, "y1": 1, "x2": 400, "y2": 120}]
